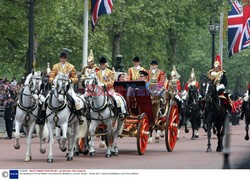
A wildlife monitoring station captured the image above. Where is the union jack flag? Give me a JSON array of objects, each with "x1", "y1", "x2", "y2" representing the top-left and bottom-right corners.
[
  {"x1": 91, "y1": 0, "x2": 113, "y2": 30},
  {"x1": 228, "y1": 0, "x2": 250, "y2": 57}
]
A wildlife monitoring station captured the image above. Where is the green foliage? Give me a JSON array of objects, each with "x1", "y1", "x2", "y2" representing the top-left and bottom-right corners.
[{"x1": 0, "y1": 0, "x2": 249, "y2": 93}]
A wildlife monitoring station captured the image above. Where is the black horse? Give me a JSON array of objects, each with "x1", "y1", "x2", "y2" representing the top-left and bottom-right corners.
[
  {"x1": 241, "y1": 96, "x2": 250, "y2": 141},
  {"x1": 183, "y1": 85, "x2": 201, "y2": 140},
  {"x1": 203, "y1": 80, "x2": 227, "y2": 152}
]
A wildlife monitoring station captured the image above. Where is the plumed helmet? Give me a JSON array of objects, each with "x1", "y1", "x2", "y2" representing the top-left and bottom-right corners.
[
  {"x1": 88, "y1": 49, "x2": 94, "y2": 63},
  {"x1": 190, "y1": 68, "x2": 195, "y2": 79},
  {"x1": 171, "y1": 65, "x2": 180, "y2": 79},
  {"x1": 214, "y1": 54, "x2": 222, "y2": 68}
]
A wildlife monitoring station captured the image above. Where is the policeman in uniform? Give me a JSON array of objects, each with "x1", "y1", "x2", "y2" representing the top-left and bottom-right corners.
[
  {"x1": 127, "y1": 56, "x2": 146, "y2": 81},
  {"x1": 49, "y1": 50, "x2": 84, "y2": 125},
  {"x1": 96, "y1": 57, "x2": 126, "y2": 118}
]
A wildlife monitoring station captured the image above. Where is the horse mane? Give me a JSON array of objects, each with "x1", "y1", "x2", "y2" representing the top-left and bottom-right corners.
[{"x1": 24, "y1": 73, "x2": 32, "y2": 86}]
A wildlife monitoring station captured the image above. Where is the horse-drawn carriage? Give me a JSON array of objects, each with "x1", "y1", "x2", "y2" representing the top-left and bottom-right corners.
[{"x1": 113, "y1": 80, "x2": 180, "y2": 154}]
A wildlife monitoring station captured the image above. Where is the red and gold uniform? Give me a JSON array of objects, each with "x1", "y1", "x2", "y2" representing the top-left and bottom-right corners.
[{"x1": 49, "y1": 62, "x2": 78, "y2": 84}]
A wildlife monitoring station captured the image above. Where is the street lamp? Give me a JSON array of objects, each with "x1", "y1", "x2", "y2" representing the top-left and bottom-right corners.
[{"x1": 208, "y1": 21, "x2": 219, "y2": 69}]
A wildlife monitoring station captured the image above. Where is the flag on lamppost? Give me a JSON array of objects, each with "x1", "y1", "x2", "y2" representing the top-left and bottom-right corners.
[
  {"x1": 90, "y1": 0, "x2": 113, "y2": 30},
  {"x1": 228, "y1": 0, "x2": 250, "y2": 58}
]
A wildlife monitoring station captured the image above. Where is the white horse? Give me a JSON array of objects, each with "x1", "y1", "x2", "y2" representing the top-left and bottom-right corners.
[
  {"x1": 46, "y1": 73, "x2": 87, "y2": 163},
  {"x1": 14, "y1": 71, "x2": 46, "y2": 162},
  {"x1": 84, "y1": 72, "x2": 127, "y2": 157}
]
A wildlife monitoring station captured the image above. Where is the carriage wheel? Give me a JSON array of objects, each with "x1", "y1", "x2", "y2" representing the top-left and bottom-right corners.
[
  {"x1": 137, "y1": 113, "x2": 149, "y2": 155},
  {"x1": 165, "y1": 101, "x2": 179, "y2": 152}
]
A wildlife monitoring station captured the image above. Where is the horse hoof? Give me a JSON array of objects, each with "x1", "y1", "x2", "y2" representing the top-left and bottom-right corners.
[
  {"x1": 14, "y1": 145, "x2": 20, "y2": 150},
  {"x1": 216, "y1": 147, "x2": 222, "y2": 152},
  {"x1": 47, "y1": 158, "x2": 53, "y2": 163},
  {"x1": 83, "y1": 150, "x2": 89, "y2": 155},
  {"x1": 155, "y1": 137, "x2": 160, "y2": 143},
  {"x1": 89, "y1": 152, "x2": 95, "y2": 157},
  {"x1": 74, "y1": 151, "x2": 80, "y2": 156},
  {"x1": 40, "y1": 149, "x2": 46, "y2": 154},
  {"x1": 206, "y1": 148, "x2": 212, "y2": 152},
  {"x1": 24, "y1": 156, "x2": 32, "y2": 162},
  {"x1": 185, "y1": 129, "x2": 189, "y2": 133},
  {"x1": 61, "y1": 148, "x2": 67, "y2": 152},
  {"x1": 245, "y1": 136, "x2": 249, "y2": 141},
  {"x1": 99, "y1": 142, "x2": 105, "y2": 148},
  {"x1": 191, "y1": 137, "x2": 195, "y2": 140},
  {"x1": 111, "y1": 151, "x2": 119, "y2": 156},
  {"x1": 105, "y1": 154, "x2": 111, "y2": 158},
  {"x1": 67, "y1": 157, "x2": 73, "y2": 161}
]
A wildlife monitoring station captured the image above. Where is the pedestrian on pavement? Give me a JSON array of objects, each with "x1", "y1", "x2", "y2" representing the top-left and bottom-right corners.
[{"x1": 4, "y1": 96, "x2": 14, "y2": 139}]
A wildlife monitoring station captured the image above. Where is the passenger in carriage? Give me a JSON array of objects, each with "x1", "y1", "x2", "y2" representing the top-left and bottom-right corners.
[
  {"x1": 46, "y1": 50, "x2": 85, "y2": 125},
  {"x1": 207, "y1": 54, "x2": 232, "y2": 111},
  {"x1": 117, "y1": 73, "x2": 126, "y2": 81},
  {"x1": 127, "y1": 56, "x2": 147, "y2": 81}
]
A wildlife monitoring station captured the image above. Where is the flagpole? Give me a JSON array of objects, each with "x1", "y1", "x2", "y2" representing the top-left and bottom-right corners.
[
  {"x1": 82, "y1": 0, "x2": 88, "y2": 68},
  {"x1": 219, "y1": 11, "x2": 224, "y2": 67}
]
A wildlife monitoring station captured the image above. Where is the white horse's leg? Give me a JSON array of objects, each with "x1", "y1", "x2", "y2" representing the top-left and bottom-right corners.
[
  {"x1": 47, "y1": 120, "x2": 55, "y2": 163},
  {"x1": 104, "y1": 119, "x2": 114, "y2": 158},
  {"x1": 89, "y1": 120, "x2": 100, "y2": 157},
  {"x1": 55, "y1": 127, "x2": 61, "y2": 147},
  {"x1": 24, "y1": 120, "x2": 36, "y2": 162},
  {"x1": 14, "y1": 119, "x2": 22, "y2": 149},
  {"x1": 67, "y1": 121, "x2": 78, "y2": 161},
  {"x1": 60, "y1": 122, "x2": 68, "y2": 152},
  {"x1": 38, "y1": 125, "x2": 46, "y2": 154}
]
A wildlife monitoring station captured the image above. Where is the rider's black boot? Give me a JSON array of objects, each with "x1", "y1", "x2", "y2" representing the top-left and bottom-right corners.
[{"x1": 76, "y1": 110, "x2": 84, "y2": 125}]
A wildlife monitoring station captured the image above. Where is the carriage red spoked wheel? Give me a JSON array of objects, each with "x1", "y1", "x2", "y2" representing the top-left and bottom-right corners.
[
  {"x1": 137, "y1": 113, "x2": 149, "y2": 155},
  {"x1": 165, "y1": 101, "x2": 179, "y2": 152}
]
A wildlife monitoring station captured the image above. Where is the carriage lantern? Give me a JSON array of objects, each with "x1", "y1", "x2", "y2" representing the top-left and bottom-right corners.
[{"x1": 115, "y1": 54, "x2": 124, "y2": 72}]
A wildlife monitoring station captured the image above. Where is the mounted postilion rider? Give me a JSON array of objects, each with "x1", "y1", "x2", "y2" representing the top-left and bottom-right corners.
[
  {"x1": 207, "y1": 55, "x2": 232, "y2": 111},
  {"x1": 95, "y1": 57, "x2": 126, "y2": 119},
  {"x1": 38, "y1": 49, "x2": 85, "y2": 125}
]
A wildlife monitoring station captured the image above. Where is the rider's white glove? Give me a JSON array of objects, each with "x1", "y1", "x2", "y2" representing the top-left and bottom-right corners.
[{"x1": 216, "y1": 84, "x2": 225, "y2": 92}]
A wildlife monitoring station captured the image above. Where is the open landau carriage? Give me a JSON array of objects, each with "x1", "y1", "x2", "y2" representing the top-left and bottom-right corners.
[{"x1": 113, "y1": 77, "x2": 180, "y2": 154}]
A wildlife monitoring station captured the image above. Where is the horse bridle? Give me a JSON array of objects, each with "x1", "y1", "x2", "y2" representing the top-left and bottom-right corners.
[
  {"x1": 85, "y1": 77, "x2": 108, "y2": 112},
  {"x1": 186, "y1": 86, "x2": 199, "y2": 109},
  {"x1": 56, "y1": 77, "x2": 70, "y2": 96}
]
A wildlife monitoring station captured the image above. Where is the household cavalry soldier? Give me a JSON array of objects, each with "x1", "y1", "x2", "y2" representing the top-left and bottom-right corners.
[
  {"x1": 127, "y1": 56, "x2": 146, "y2": 81},
  {"x1": 207, "y1": 55, "x2": 231, "y2": 111},
  {"x1": 181, "y1": 68, "x2": 200, "y2": 100},
  {"x1": 81, "y1": 49, "x2": 100, "y2": 80},
  {"x1": 49, "y1": 50, "x2": 85, "y2": 125},
  {"x1": 96, "y1": 57, "x2": 126, "y2": 118},
  {"x1": 240, "y1": 82, "x2": 250, "y2": 120}
]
